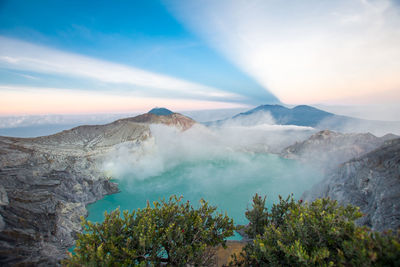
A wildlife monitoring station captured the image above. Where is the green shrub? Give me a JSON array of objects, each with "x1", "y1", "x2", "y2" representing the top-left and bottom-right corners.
[
  {"x1": 233, "y1": 195, "x2": 400, "y2": 267},
  {"x1": 244, "y1": 193, "x2": 268, "y2": 238},
  {"x1": 63, "y1": 195, "x2": 235, "y2": 266}
]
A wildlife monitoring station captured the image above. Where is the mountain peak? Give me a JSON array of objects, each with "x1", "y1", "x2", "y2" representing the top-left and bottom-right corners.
[
  {"x1": 255, "y1": 104, "x2": 286, "y2": 110},
  {"x1": 119, "y1": 108, "x2": 196, "y2": 131},
  {"x1": 148, "y1": 107, "x2": 174, "y2": 116},
  {"x1": 293, "y1": 105, "x2": 313, "y2": 110},
  {"x1": 231, "y1": 104, "x2": 335, "y2": 127},
  {"x1": 292, "y1": 105, "x2": 330, "y2": 113}
]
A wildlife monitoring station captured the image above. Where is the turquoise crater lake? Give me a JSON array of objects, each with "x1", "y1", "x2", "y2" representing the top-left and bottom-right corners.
[{"x1": 87, "y1": 152, "x2": 322, "y2": 238}]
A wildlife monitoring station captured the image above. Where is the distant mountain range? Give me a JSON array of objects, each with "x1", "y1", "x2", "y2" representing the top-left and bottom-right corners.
[
  {"x1": 208, "y1": 104, "x2": 400, "y2": 136},
  {"x1": 1, "y1": 105, "x2": 399, "y2": 138},
  {"x1": 233, "y1": 105, "x2": 338, "y2": 127}
]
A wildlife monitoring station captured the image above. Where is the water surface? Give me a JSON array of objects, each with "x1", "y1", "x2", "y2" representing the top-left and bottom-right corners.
[{"x1": 87, "y1": 153, "x2": 321, "y2": 238}]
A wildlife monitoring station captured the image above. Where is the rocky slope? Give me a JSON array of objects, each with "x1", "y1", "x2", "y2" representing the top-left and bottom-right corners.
[
  {"x1": 0, "y1": 110, "x2": 195, "y2": 266},
  {"x1": 302, "y1": 138, "x2": 400, "y2": 231},
  {"x1": 281, "y1": 130, "x2": 398, "y2": 171},
  {"x1": 122, "y1": 112, "x2": 195, "y2": 131}
]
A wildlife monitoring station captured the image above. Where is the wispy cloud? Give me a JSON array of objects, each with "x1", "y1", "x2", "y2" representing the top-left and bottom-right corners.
[
  {"x1": 0, "y1": 36, "x2": 242, "y2": 101},
  {"x1": 0, "y1": 85, "x2": 246, "y2": 115},
  {"x1": 16, "y1": 73, "x2": 40, "y2": 80},
  {"x1": 166, "y1": 0, "x2": 400, "y2": 105}
]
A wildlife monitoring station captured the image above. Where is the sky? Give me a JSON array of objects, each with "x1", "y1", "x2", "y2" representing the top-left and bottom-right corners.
[{"x1": 0, "y1": 0, "x2": 399, "y2": 118}]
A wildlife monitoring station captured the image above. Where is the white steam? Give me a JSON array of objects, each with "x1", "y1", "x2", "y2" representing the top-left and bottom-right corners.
[
  {"x1": 101, "y1": 118, "x2": 316, "y2": 182},
  {"x1": 221, "y1": 110, "x2": 277, "y2": 126},
  {"x1": 317, "y1": 115, "x2": 400, "y2": 136},
  {"x1": 97, "y1": 120, "x2": 323, "y2": 226}
]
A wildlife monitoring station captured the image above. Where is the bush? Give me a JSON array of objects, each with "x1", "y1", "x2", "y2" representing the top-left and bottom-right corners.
[
  {"x1": 244, "y1": 193, "x2": 268, "y2": 238},
  {"x1": 64, "y1": 195, "x2": 235, "y2": 266},
  {"x1": 245, "y1": 194, "x2": 296, "y2": 239},
  {"x1": 233, "y1": 195, "x2": 400, "y2": 266}
]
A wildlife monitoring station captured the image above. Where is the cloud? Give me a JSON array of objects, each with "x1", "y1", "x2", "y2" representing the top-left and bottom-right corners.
[
  {"x1": 100, "y1": 123, "x2": 322, "y2": 223},
  {"x1": 102, "y1": 123, "x2": 317, "y2": 180},
  {"x1": 180, "y1": 107, "x2": 249, "y2": 123},
  {"x1": 165, "y1": 0, "x2": 400, "y2": 105},
  {"x1": 17, "y1": 73, "x2": 39, "y2": 80},
  {"x1": 314, "y1": 103, "x2": 400, "y2": 121},
  {"x1": 220, "y1": 110, "x2": 276, "y2": 127},
  {"x1": 0, "y1": 36, "x2": 242, "y2": 102},
  {"x1": 0, "y1": 112, "x2": 139, "y2": 129},
  {"x1": 0, "y1": 85, "x2": 246, "y2": 115}
]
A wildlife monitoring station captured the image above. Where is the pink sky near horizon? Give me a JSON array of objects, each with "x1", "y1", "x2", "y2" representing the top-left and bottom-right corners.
[{"x1": 0, "y1": 86, "x2": 247, "y2": 116}]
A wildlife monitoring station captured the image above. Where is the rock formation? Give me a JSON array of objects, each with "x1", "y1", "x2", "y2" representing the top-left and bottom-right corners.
[
  {"x1": 0, "y1": 110, "x2": 195, "y2": 266},
  {"x1": 302, "y1": 138, "x2": 400, "y2": 231},
  {"x1": 281, "y1": 130, "x2": 400, "y2": 231}
]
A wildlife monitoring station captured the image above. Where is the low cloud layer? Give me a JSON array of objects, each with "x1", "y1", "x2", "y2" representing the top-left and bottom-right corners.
[
  {"x1": 98, "y1": 122, "x2": 322, "y2": 225},
  {"x1": 318, "y1": 117, "x2": 400, "y2": 136},
  {"x1": 102, "y1": 121, "x2": 316, "y2": 180}
]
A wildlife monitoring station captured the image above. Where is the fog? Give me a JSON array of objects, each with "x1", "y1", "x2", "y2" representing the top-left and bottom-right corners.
[
  {"x1": 0, "y1": 108, "x2": 249, "y2": 137},
  {"x1": 336, "y1": 120, "x2": 400, "y2": 137},
  {"x1": 97, "y1": 120, "x2": 322, "y2": 227},
  {"x1": 98, "y1": 107, "x2": 399, "y2": 215},
  {"x1": 102, "y1": 111, "x2": 317, "y2": 184},
  {"x1": 180, "y1": 107, "x2": 249, "y2": 123},
  {"x1": 317, "y1": 116, "x2": 400, "y2": 137},
  {"x1": 314, "y1": 104, "x2": 400, "y2": 122},
  {"x1": 0, "y1": 113, "x2": 141, "y2": 137}
]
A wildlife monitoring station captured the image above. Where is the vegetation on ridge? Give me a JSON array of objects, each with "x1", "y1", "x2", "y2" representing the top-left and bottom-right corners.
[{"x1": 64, "y1": 195, "x2": 400, "y2": 266}]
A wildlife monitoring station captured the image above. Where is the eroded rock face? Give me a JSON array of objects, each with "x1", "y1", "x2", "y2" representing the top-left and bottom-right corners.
[
  {"x1": 303, "y1": 138, "x2": 400, "y2": 231},
  {"x1": 282, "y1": 130, "x2": 400, "y2": 232},
  {"x1": 0, "y1": 112, "x2": 196, "y2": 266},
  {"x1": 0, "y1": 147, "x2": 119, "y2": 266}
]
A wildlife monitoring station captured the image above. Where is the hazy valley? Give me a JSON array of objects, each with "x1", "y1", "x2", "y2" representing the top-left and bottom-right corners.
[{"x1": 0, "y1": 105, "x2": 399, "y2": 265}]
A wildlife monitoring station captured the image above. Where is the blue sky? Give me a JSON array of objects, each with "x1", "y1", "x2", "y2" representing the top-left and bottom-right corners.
[
  {"x1": 0, "y1": 0, "x2": 399, "y2": 116},
  {"x1": 0, "y1": 0, "x2": 278, "y2": 115}
]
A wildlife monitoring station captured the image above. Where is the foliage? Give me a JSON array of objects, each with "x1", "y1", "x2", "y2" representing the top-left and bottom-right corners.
[
  {"x1": 63, "y1": 195, "x2": 235, "y2": 266},
  {"x1": 233, "y1": 195, "x2": 400, "y2": 267},
  {"x1": 245, "y1": 194, "x2": 296, "y2": 238},
  {"x1": 244, "y1": 193, "x2": 268, "y2": 238}
]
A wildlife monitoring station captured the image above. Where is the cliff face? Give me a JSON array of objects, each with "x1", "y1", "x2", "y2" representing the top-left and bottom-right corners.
[
  {"x1": 282, "y1": 130, "x2": 400, "y2": 231},
  {"x1": 303, "y1": 138, "x2": 400, "y2": 231},
  {"x1": 0, "y1": 112, "x2": 194, "y2": 266}
]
